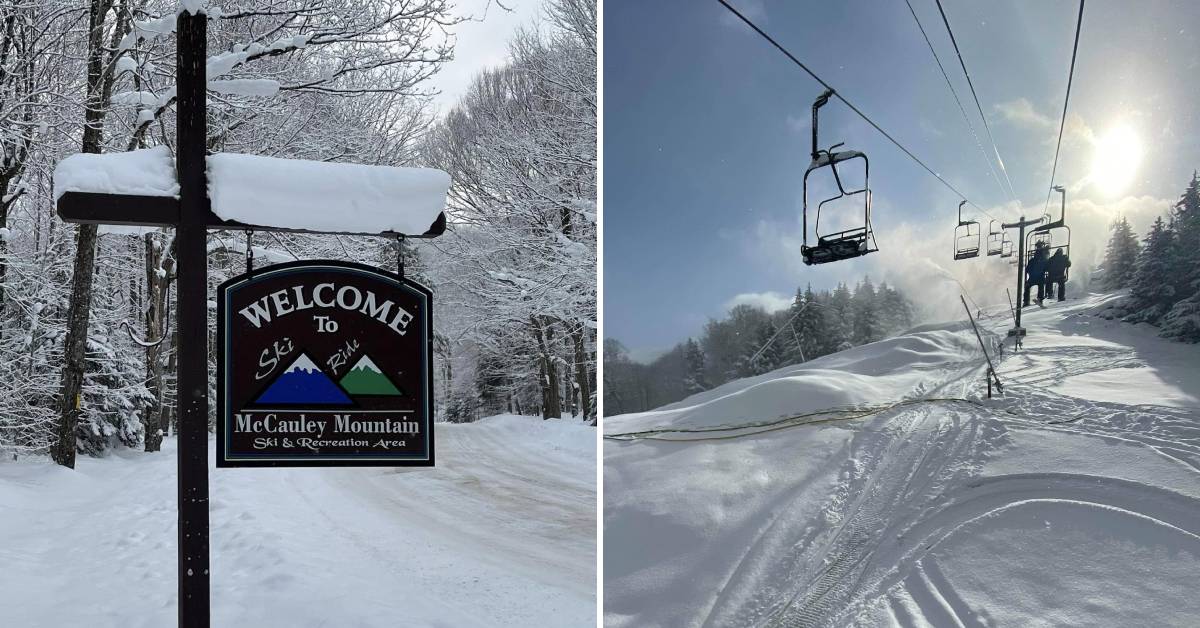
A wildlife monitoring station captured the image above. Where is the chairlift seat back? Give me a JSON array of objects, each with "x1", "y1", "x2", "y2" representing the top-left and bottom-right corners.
[
  {"x1": 954, "y1": 224, "x2": 980, "y2": 260},
  {"x1": 986, "y1": 221, "x2": 1003, "y2": 256},
  {"x1": 952, "y1": 201, "x2": 980, "y2": 260}
]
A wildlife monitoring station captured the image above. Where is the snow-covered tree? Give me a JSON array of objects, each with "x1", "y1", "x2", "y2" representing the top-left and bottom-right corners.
[
  {"x1": 704, "y1": 304, "x2": 771, "y2": 382},
  {"x1": 825, "y1": 282, "x2": 854, "y2": 353},
  {"x1": 851, "y1": 276, "x2": 880, "y2": 345},
  {"x1": 424, "y1": 0, "x2": 595, "y2": 422},
  {"x1": 876, "y1": 282, "x2": 914, "y2": 337},
  {"x1": 682, "y1": 338, "x2": 709, "y2": 394},
  {"x1": 746, "y1": 322, "x2": 784, "y2": 376},
  {"x1": 1160, "y1": 172, "x2": 1200, "y2": 342},
  {"x1": 605, "y1": 278, "x2": 921, "y2": 413},
  {"x1": 1125, "y1": 216, "x2": 1176, "y2": 324},
  {"x1": 1101, "y1": 215, "x2": 1141, "y2": 290},
  {"x1": 788, "y1": 284, "x2": 826, "y2": 363},
  {"x1": 1, "y1": 0, "x2": 599, "y2": 458}
]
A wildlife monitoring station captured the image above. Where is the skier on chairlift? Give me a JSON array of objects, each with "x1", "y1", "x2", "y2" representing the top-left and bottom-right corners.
[
  {"x1": 1045, "y1": 248, "x2": 1071, "y2": 302},
  {"x1": 1023, "y1": 241, "x2": 1050, "y2": 307}
]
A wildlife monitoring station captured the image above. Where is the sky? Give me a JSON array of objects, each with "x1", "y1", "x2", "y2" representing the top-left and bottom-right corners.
[
  {"x1": 428, "y1": 0, "x2": 544, "y2": 113},
  {"x1": 604, "y1": 0, "x2": 1200, "y2": 360}
]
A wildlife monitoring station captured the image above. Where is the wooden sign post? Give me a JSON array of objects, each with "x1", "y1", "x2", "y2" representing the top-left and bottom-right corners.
[
  {"x1": 175, "y1": 14, "x2": 209, "y2": 625},
  {"x1": 53, "y1": 12, "x2": 443, "y2": 627}
]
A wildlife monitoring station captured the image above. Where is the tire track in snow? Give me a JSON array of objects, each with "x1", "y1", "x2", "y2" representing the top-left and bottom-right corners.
[
  {"x1": 917, "y1": 558, "x2": 979, "y2": 628},
  {"x1": 762, "y1": 314, "x2": 1193, "y2": 627},
  {"x1": 831, "y1": 472, "x2": 1200, "y2": 625},
  {"x1": 1002, "y1": 345, "x2": 1142, "y2": 388},
  {"x1": 902, "y1": 563, "x2": 965, "y2": 628},
  {"x1": 990, "y1": 387, "x2": 1200, "y2": 474},
  {"x1": 767, "y1": 405, "x2": 987, "y2": 628},
  {"x1": 696, "y1": 432, "x2": 858, "y2": 628},
  {"x1": 327, "y1": 424, "x2": 595, "y2": 592}
]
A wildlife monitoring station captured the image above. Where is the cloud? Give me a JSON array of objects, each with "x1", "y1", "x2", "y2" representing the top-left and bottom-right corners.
[
  {"x1": 995, "y1": 98, "x2": 1105, "y2": 191},
  {"x1": 919, "y1": 118, "x2": 945, "y2": 138},
  {"x1": 1063, "y1": 111, "x2": 1096, "y2": 144},
  {"x1": 725, "y1": 291, "x2": 793, "y2": 313},
  {"x1": 994, "y1": 98, "x2": 1054, "y2": 128},
  {"x1": 786, "y1": 113, "x2": 808, "y2": 134},
  {"x1": 995, "y1": 99, "x2": 1097, "y2": 151}
]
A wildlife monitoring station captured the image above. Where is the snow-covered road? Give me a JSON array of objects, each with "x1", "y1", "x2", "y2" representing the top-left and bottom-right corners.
[
  {"x1": 0, "y1": 415, "x2": 596, "y2": 628},
  {"x1": 605, "y1": 293, "x2": 1200, "y2": 628}
]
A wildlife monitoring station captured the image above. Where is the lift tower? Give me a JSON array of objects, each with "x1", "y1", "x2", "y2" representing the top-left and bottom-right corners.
[{"x1": 1002, "y1": 214, "x2": 1047, "y2": 350}]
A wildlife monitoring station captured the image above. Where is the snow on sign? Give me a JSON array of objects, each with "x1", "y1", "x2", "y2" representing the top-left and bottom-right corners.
[{"x1": 216, "y1": 260, "x2": 434, "y2": 467}]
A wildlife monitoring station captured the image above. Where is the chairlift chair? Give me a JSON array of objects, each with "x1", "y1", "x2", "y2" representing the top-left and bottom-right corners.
[
  {"x1": 986, "y1": 220, "x2": 1004, "y2": 256},
  {"x1": 1000, "y1": 232, "x2": 1014, "y2": 258},
  {"x1": 1026, "y1": 231, "x2": 1053, "y2": 259},
  {"x1": 953, "y1": 201, "x2": 981, "y2": 260},
  {"x1": 1031, "y1": 184, "x2": 1073, "y2": 280},
  {"x1": 801, "y1": 89, "x2": 877, "y2": 266}
]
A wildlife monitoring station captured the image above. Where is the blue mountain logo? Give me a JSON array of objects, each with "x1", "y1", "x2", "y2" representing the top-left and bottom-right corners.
[{"x1": 255, "y1": 353, "x2": 352, "y2": 405}]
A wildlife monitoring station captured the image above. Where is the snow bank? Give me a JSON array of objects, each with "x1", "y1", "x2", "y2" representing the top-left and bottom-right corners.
[
  {"x1": 53, "y1": 146, "x2": 178, "y2": 200},
  {"x1": 605, "y1": 324, "x2": 983, "y2": 433},
  {"x1": 207, "y1": 153, "x2": 449, "y2": 234},
  {"x1": 451, "y1": 413, "x2": 596, "y2": 460},
  {"x1": 606, "y1": 290, "x2": 1200, "y2": 628}
]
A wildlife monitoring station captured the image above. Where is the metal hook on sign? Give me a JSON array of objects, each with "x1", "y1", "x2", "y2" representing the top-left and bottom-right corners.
[
  {"x1": 245, "y1": 229, "x2": 254, "y2": 274},
  {"x1": 397, "y1": 234, "x2": 406, "y2": 279}
]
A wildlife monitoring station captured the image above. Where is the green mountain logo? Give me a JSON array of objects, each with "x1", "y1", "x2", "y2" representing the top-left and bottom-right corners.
[{"x1": 339, "y1": 354, "x2": 404, "y2": 396}]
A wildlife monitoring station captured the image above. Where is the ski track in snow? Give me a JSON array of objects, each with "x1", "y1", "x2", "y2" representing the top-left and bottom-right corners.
[
  {"x1": 605, "y1": 293, "x2": 1200, "y2": 628},
  {"x1": 0, "y1": 416, "x2": 595, "y2": 628}
]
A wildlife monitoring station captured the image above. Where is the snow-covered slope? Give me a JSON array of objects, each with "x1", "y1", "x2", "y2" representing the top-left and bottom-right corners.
[
  {"x1": 604, "y1": 293, "x2": 1200, "y2": 627},
  {"x1": 0, "y1": 415, "x2": 595, "y2": 627}
]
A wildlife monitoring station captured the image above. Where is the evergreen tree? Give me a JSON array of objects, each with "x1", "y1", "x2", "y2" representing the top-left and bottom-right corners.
[
  {"x1": 1160, "y1": 287, "x2": 1200, "y2": 342},
  {"x1": 851, "y1": 277, "x2": 880, "y2": 344},
  {"x1": 1168, "y1": 171, "x2": 1200, "y2": 296},
  {"x1": 682, "y1": 338, "x2": 710, "y2": 393},
  {"x1": 877, "y1": 283, "x2": 914, "y2": 336},
  {"x1": 752, "y1": 322, "x2": 786, "y2": 374},
  {"x1": 779, "y1": 287, "x2": 806, "y2": 364},
  {"x1": 713, "y1": 305, "x2": 773, "y2": 381},
  {"x1": 791, "y1": 284, "x2": 827, "y2": 362},
  {"x1": 825, "y1": 282, "x2": 854, "y2": 353},
  {"x1": 1125, "y1": 217, "x2": 1176, "y2": 324},
  {"x1": 1101, "y1": 215, "x2": 1141, "y2": 290},
  {"x1": 731, "y1": 322, "x2": 784, "y2": 378},
  {"x1": 1161, "y1": 172, "x2": 1200, "y2": 341}
]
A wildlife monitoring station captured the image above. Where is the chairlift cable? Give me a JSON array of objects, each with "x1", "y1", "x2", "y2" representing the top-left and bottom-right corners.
[
  {"x1": 1043, "y1": 0, "x2": 1086, "y2": 216},
  {"x1": 933, "y1": 0, "x2": 1021, "y2": 208},
  {"x1": 716, "y1": 0, "x2": 984, "y2": 213},
  {"x1": 905, "y1": 0, "x2": 1013, "y2": 217}
]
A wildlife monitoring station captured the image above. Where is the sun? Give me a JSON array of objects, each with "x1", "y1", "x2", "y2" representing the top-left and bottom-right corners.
[{"x1": 1090, "y1": 124, "x2": 1143, "y2": 196}]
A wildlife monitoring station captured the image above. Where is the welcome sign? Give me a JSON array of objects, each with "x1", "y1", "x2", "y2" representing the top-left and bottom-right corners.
[{"x1": 216, "y1": 260, "x2": 434, "y2": 467}]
